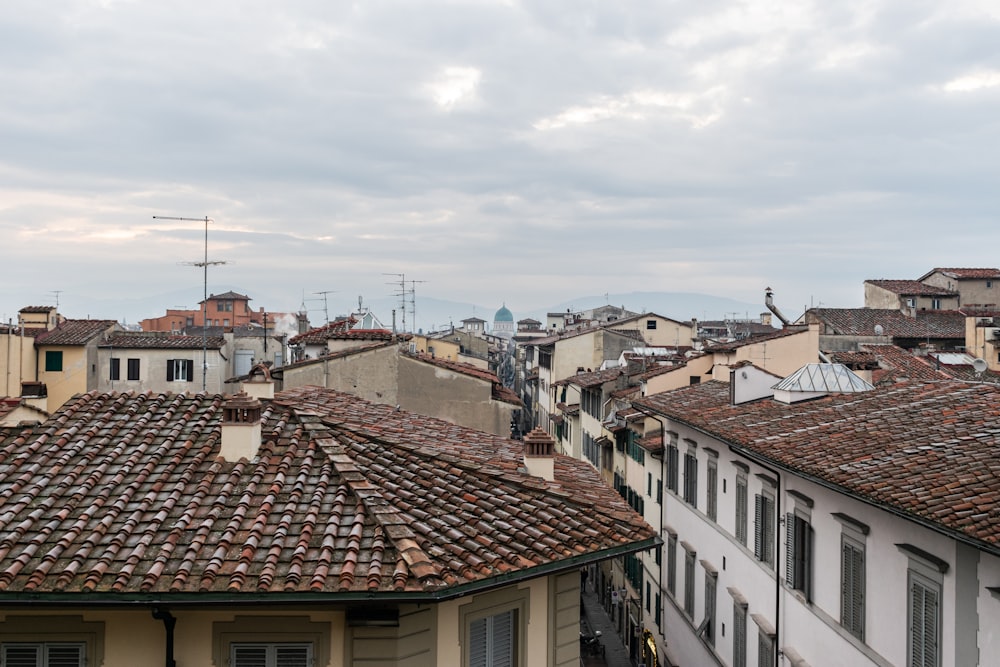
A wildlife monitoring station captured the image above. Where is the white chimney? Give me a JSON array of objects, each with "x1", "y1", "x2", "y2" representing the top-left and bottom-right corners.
[
  {"x1": 241, "y1": 363, "x2": 275, "y2": 400},
  {"x1": 220, "y1": 393, "x2": 263, "y2": 462},
  {"x1": 522, "y1": 427, "x2": 556, "y2": 482}
]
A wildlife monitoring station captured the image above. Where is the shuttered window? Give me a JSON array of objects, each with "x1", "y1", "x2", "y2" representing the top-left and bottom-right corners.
[
  {"x1": 1, "y1": 643, "x2": 85, "y2": 667},
  {"x1": 758, "y1": 631, "x2": 775, "y2": 667},
  {"x1": 666, "y1": 444, "x2": 679, "y2": 492},
  {"x1": 754, "y1": 493, "x2": 775, "y2": 567},
  {"x1": 703, "y1": 574, "x2": 717, "y2": 646},
  {"x1": 840, "y1": 535, "x2": 865, "y2": 640},
  {"x1": 683, "y1": 549, "x2": 696, "y2": 617},
  {"x1": 785, "y1": 513, "x2": 814, "y2": 600},
  {"x1": 908, "y1": 573, "x2": 940, "y2": 667},
  {"x1": 231, "y1": 643, "x2": 311, "y2": 667},
  {"x1": 469, "y1": 609, "x2": 515, "y2": 667},
  {"x1": 666, "y1": 533, "x2": 677, "y2": 596},
  {"x1": 706, "y1": 459, "x2": 718, "y2": 521},
  {"x1": 683, "y1": 452, "x2": 698, "y2": 507},
  {"x1": 735, "y1": 474, "x2": 748, "y2": 546},
  {"x1": 732, "y1": 604, "x2": 747, "y2": 667}
]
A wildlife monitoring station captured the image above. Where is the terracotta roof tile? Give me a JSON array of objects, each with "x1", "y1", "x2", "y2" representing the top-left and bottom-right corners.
[
  {"x1": 864, "y1": 280, "x2": 956, "y2": 296},
  {"x1": 636, "y1": 379, "x2": 1000, "y2": 549},
  {"x1": 808, "y1": 308, "x2": 965, "y2": 338},
  {"x1": 703, "y1": 326, "x2": 808, "y2": 352},
  {"x1": 34, "y1": 320, "x2": 117, "y2": 346},
  {"x1": 99, "y1": 332, "x2": 226, "y2": 350},
  {"x1": 0, "y1": 387, "x2": 654, "y2": 599},
  {"x1": 922, "y1": 268, "x2": 1000, "y2": 280}
]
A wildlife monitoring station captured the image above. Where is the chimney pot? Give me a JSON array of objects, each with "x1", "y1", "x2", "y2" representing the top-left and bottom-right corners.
[
  {"x1": 220, "y1": 392, "x2": 263, "y2": 462},
  {"x1": 522, "y1": 427, "x2": 556, "y2": 481}
]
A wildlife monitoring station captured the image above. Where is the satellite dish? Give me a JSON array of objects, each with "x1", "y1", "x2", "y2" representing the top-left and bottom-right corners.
[
  {"x1": 973, "y1": 358, "x2": 988, "y2": 374},
  {"x1": 874, "y1": 324, "x2": 884, "y2": 336}
]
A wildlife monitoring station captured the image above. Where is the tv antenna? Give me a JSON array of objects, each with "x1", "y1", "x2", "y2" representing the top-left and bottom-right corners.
[
  {"x1": 153, "y1": 215, "x2": 228, "y2": 392},
  {"x1": 384, "y1": 274, "x2": 425, "y2": 333},
  {"x1": 313, "y1": 290, "x2": 337, "y2": 324}
]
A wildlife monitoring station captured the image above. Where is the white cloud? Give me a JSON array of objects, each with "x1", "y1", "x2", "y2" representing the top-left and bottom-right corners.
[
  {"x1": 942, "y1": 69, "x2": 1000, "y2": 92},
  {"x1": 533, "y1": 87, "x2": 727, "y2": 131},
  {"x1": 427, "y1": 66, "x2": 482, "y2": 110}
]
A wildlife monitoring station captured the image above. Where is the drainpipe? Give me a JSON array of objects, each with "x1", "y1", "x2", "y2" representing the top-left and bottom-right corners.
[{"x1": 151, "y1": 608, "x2": 177, "y2": 667}]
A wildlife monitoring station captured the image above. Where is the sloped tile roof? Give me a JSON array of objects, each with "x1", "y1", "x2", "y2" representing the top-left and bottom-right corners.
[
  {"x1": 288, "y1": 317, "x2": 357, "y2": 345},
  {"x1": 99, "y1": 332, "x2": 226, "y2": 350},
  {"x1": 0, "y1": 387, "x2": 653, "y2": 599},
  {"x1": 34, "y1": 320, "x2": 118, "y2": 346},
  {"x1": 636, "y1": 380, "x2": 1000, "y2": 550},
  {"x1": 561, "y1": 368, "x2": 623, "y2": 389},
  {"x1": 920, "y1": 268, "x2": 1000, "y2": 280},
  {"x1": 865, "y1": 280, "x2": 956, "y2": 296},
  {"x1": 18, "y1": 306, "x2": 56, "y2": 313},
  {"x1": 205, "y1": 290, "x2": 251, "y2": 300},
  {"x1": 703, "y1": 326, "x2": 808, "y2": 352},
  {"x1": 809, "y1": 308, "x2": 965, "y2": 338}
]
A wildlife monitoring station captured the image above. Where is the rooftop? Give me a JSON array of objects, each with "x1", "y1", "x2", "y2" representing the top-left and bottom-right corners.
[
  {"x1": 34, "y1": 320, "x2": 118, "y2": 346},
  {"x1": 0, "y1": 386, "x2": 655, "y2": 600}
]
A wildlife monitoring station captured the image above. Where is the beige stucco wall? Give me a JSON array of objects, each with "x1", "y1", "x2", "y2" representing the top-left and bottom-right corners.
[
  {"x1": 410, "y1": 335, "x2": 461, "y2": 362},
  {"x1": 95, "y1": 347, "x2": 228, "y2": 394},
  {"x1": 0, "y1": 330, "x2": 36, "y2": 397},
  {"x1": 863, "y1": 283, "x2": 902, "y2": 309},
  {"x1": 708, "y1": 324, "x2": 819, "y2": 382},
  {"x1": 37, "y1": 345, "x2": 90, "y2": 412},
  {"x1": 923, "y1": 273, "x2": 1000, "y2": 307},
  {"x1": 642, "y1": 355, "x2": 715, "y2": 395},
  {"x1": 610, "y1": 316, "x2": 694, "y2": 348},
  {"x1": 282, "y1": 345, "x2": 401, "y2": 406},
  {"x1": 398, "y1": 355, "x2": 514, "y2": 436}
]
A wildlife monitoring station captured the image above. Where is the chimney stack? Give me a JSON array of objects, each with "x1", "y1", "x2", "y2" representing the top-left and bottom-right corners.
[
  {"x1": 241, "y1": 364, "x2": 275, "y2": 400},
  {"x1": 220, "y1": 393, "x2": 263, "y2": 462},
  {"x1": 522, "y1": 427, "x2": 556, "y2": 482}
]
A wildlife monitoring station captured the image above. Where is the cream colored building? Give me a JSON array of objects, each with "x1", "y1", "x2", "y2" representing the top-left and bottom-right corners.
[{"x1": 0, "y1": 386, "x2": 657, "y2": 667}]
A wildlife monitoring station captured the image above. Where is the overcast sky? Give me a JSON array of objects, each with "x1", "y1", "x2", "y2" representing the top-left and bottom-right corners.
[{"x1": 2, "y1": 0, "x2": 999, "y2": 325}]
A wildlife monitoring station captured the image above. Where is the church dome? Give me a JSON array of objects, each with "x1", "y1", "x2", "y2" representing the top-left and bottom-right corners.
[{"x1": 494, "y1": 304, "x2": 514, "y2": 322}]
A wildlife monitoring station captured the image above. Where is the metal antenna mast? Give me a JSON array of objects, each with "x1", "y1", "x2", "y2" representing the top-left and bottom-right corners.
[
  {"x1": 313, "y1": 291, "x2": 337, "y2": 325},
  {"x1": 154, "y1": 215, "x2": 227, "y2": 392},
  {"x1": 408, "y1": 279, "x2": 426, "y2": 333},
  {"x1": 384, "y1": 273, "x2": 407, "y2": 333}
]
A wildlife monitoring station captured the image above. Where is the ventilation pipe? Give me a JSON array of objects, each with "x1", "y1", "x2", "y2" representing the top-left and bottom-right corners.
[{"x1": 764, "y1": 287, "x2": 791, "y2": 327}]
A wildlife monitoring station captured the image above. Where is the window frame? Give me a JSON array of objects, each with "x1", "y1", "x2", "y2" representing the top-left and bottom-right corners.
[
  {"x1": 840, "y1": 531, "x2": 866, "y2": 641},
  {"x1": 44, "y1": 350, "x2": 63, "y2": 372},
  {"x1": 785, "y1": 510, "x2": 814, "y2": 601},
  {"x1": 732, "y1": 601, "x2": 747, "y2": 667},
  {"x1": 754, "y1": 488, "x2": 775, "y2": 568},
  {"x1": 460, "y1": 586, "x2": 528, "y2": 667},
  {"x1": 683, "y1": 545, "x2": 696, "y2": 617},
  {"x1": 109, "y1": 357, "x2": 120, "y2": 381},
  {"x1": 666, "y1": 531, "x2": 678, "y2": 596},
  {"x1": 735, "y1": 469, "x2": 748, "y2": 546},
  {"x1": 127, "y1": 358, "x2": 141, "y2": 381},
  {"x1": 230, "y1": 642, "x2": 312, "y2": 667},
  {"x1": 683, "y1": 450, "x2": 698, "y2": 507},
  {"x1": 0, "y1": 616, "x2": 103, "y2": 667},
  {"x1": 706, "y1": 456, "x2": 718, "y2": 522},
  {"x1": 167, "y1": 359, "x2": 195, "y2": 382},
  {"x1": 212, "y1": 616, "x2": 329, "y2": 667}
]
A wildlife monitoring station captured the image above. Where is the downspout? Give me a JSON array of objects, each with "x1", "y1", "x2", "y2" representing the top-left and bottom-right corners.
[{"x1": 151, "y1": 608, "x2": 177, "y2": 667}]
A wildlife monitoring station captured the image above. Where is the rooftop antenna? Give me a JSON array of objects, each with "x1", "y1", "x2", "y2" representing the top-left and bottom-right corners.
[
  {"x1": 154, "y1": 215, "x2": 227, "y2": 392},
  {"x1": 313, "y1": 290, "x2": 337, "y2": 325},
  {"x1": 49, "y1": 290, "x2": 62, "y2": 311},
  {"x1": 409, "y1": 279, "x2": 426, "y2": 333}
]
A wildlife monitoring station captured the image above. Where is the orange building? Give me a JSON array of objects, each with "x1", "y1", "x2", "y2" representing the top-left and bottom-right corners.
[{"x1": 140, "y1": 291, "x2": 265, "y2": 332}]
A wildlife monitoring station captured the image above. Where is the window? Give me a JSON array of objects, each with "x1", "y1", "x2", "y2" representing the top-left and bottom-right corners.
[
  {"x1": 44, "y1": 351, "x2": 63, "y2": 372},
  {"x1": 841, "y1": 533, "x2": 865, "y2": 640},
  {"x1": 683, "y1": 452, "x2": 698, "y2": 507},
  {"x1": 656, "y1": 478, "x2": 663, "y2": 504},
  {"x1": 707, "y1": 458, "x2": 718, "y2": 521},
  {"x1": 666, "y1": 533, "x2": 677, "y2": 596},
  {"x1": 908, "y1": 572, "x2": 941, "y2": 667},
  {"x1": 684, "y1": 547, "x2": 696, "y2": 617},
  {"x1": 127, "y1": 358, "x2": 140, "y2": 381},
  {"x1": 223, "y1": 319, "x2": 230, "y2": 327},
  {"x1": 231, "y1": 643, "x2": 311, "y2": 667},
  {"x1": 646, "y1": 319, "x2": 657, "y2": 330},
  {"x1": 655, "y1": 593, "x2": 662, "y2": 628},
  {"x1": 469, "y1": 609, "x2": 516, "y2": 667},
  {"x1": 754, "y1": 490, "x2": 775, "y2": 567},
  {"x1": 758, "y1": 629, "x2": 775, "y2": 667},
  {"x1": 218, "y1": 300, "x2": 233, "y2": 312},
  {"x1": 167, "y1": 359, "x2": 194, "y2": 382},
  {"x1": 701, "y1": 572, "x2": 717, "y2": 646},
  {"x1": 785, "y1": 513, "x2": 814, "y2": 600},
  {"x1": 109, "y1": 358, "x2": 120, "y2": 381},
  {"x1": 1, "y1": 643, "x2": 84, "y2": 666},
  {"x1": 735, "y1": 472, "x2": 748, "y2": 546},
  {"x1": 732, "y1": 602, "x2": 747, "y2": 667},
  {"x1": 666, "y1": 439, "x2": 679, "y2": 493},
  {"x1": 931, "y1": 298, "x2": 941, "y2": 309}
]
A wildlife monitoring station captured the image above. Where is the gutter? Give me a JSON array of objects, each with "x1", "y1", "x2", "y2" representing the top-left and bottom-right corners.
[
  {"x1": 0, "y1": 538, "x2": 660, "y2": 609},
  {"x1": 151, "y1": 608, "x2": 177, "y2": 667}
]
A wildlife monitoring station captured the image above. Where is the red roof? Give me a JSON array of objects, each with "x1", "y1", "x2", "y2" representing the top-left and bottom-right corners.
[
  {"x1": 34, "y1": 320, "x2": 118, "y2": 346},
  {"x1": 0, "y1": 387, "x2": 655, "y2": 599},
  {"x1": 637, "y1": 379, "x2": 1000, "y2": 549},
  {"x1": 865, "y1": 280, "x2": 956, "y2": 296}
]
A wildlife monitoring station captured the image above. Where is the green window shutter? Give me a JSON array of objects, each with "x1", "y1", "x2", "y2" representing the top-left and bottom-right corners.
[{"x1": 45, "y1": 351, "x2": 63, "y2": 372}]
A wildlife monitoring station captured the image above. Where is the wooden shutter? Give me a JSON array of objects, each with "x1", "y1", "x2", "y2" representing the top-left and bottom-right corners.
[
  {"x1": 166, "y1": 360, "x2": 174, "y2": 381},
  {"x1": 785, "y1": 513, "x2": 796, "y2": 586},
  {"x1": 910, "y1": 577, "x2": 939, "y2": 667},
  {"x1": 733, "y1": 605, "x2": 746, "y2": 667},
  {"x1": 754, "y1": 494, "x2": 764, "y2": 560},
  {"x1": 185, "y1": 359, "x2": 194, "y2": 382},
  {"x1": 469, "y1": 610, "x2": 514, "y2": 667},
  {"x1": 735, "y1": 478, "x2": 747, "y2": 545}
]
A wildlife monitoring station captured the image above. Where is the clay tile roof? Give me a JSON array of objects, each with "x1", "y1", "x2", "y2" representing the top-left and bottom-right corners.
[
  {"x1": 206, "y1": 290, "x2": 251, "y2": 300},
  {"x1": 34, "y1": 320, "x2": 118, "y2": 346},
  {"x1": 865, "y1": 280, "x2": 957, "y2": 296},
  {"x1": 0, "y1": 386, "x2": 652, "y2": 599},
  {"x1": 563, "y1": 368, "x2": 623, "y2": 388},
  {"x1": 924, "y1": 268, "x2": 1000, "y2": 280},
  {"x1": 809, "y1": 308, "x2": 965, "y2": 338},
  {"x1": 18, "y1": 305, "x2": 56, "y2": 313},
  {"x1": 288, "y1": 317, "x2": 357, "y2": 345},
  {"x1": 704, "y1": 326, "x2": 808, "y2": 352},
  {"x1": 636, "y1": 379, "x2": 1000, "y2": 550},
  {"x1": 99, "y1": 332, "x2": 226, "y2": 350}
]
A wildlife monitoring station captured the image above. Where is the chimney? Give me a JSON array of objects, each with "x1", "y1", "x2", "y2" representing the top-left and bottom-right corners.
[
  {"x1": 522, "y1": 427, "x2": 556, "y2": 482},
  {"x1": 220, "y1": 393, "x2": 263, "y2": 462},
  {"x1": 241, "y1": 364, "x2": 275, "y2": 400}
]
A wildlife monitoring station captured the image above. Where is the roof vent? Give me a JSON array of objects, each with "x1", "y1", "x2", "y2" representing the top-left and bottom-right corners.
[
  {"x1": 522, "y1": 427, "x2": 556, "y2": 482},
  {"x1": 220, "y1": 393, "x2": 263, "y2": 462}
]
